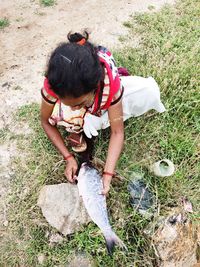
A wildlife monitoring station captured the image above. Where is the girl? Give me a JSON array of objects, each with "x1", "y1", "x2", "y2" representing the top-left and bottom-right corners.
[{"x1": 40, "y1": 31, "x2": 165, "y2": 195}]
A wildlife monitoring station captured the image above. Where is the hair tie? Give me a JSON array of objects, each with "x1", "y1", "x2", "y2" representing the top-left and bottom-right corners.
[{"x1": 77, "y1": 38, "x2": 86, "y2": 45}]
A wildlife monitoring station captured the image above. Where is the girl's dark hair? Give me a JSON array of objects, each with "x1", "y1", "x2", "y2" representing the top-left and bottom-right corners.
[{"x1": 45, "y1": 31, "x2": 103, "y2": 98}]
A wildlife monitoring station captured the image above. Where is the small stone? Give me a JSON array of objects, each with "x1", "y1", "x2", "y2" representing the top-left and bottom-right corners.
[
  {"x1": 181, "y1": 197, "x2": 193, "y2": 213},
  {"x1": 3, "y1": 220, "x2": 9, "y2": 227},
  {"x1": 2, "y1": 82, "x2": 9, "y2": 87},
  {"x1": 37, "y1": 253, "x2": 46, "y2": 264},
  {"x1": 49, "y1": 233, "x2": 64, "y2": 244},
  {"x1": 45, "y1": 230, "x2": 50, "y2": 238}
]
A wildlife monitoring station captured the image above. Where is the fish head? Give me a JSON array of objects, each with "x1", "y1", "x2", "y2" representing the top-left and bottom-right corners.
[
  {"x1": 77, "y1": 162, "x2": 93, "y2": 179},
  {"x1": 77, "y1": 162, "x2": 99, "y2": 181}
]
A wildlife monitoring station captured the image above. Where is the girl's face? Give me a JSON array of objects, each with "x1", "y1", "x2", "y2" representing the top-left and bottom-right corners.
[{"x1": 60, "y1": 91, "x2": 95, "y2": 110}]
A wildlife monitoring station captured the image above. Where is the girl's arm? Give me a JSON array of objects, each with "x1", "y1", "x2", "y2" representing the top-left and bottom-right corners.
[
  {"x1": 102, "y1": 99, "x2": 124, "y2": 195},
  {"x1": 40, "y1": 99, "x2": 78, "y2": 182}
]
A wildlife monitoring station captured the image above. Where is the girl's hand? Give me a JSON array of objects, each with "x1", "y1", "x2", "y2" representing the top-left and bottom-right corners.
[
  {"x1": 101, "y1": 175, "x2": 112, "y2": 196},
  {"x1": 64, "y1": 157, "x2": 78, "y2": 183}
]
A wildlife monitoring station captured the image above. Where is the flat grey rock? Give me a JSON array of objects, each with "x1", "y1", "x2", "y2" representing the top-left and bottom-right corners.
[{"x1": 37, "y1": 183, "x2": 91, "y2": 235}]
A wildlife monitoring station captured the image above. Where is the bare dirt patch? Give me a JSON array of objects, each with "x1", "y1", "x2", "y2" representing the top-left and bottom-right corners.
[{"x1": 0, "y1": 0, "x2": 175, "y2": 121}]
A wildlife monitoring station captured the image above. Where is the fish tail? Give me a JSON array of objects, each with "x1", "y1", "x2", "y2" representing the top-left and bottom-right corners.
[{"x1": 104, "y1": 231, "x2": 127, "y2": 255}]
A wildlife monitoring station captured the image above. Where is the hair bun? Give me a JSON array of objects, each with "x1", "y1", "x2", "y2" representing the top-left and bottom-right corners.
[{"x1": 67, "y1": 30, "x2": 89, "y2": 43}]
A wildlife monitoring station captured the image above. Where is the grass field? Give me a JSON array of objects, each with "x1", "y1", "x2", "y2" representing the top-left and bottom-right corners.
[{"x1": 0, "y1": 0, "x2": 199, "y2": 266}]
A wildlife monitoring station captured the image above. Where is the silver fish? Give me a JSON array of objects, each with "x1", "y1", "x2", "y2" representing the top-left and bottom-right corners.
[{"x1": 77, "y1": 163, "x2": 127, "y2": 255}]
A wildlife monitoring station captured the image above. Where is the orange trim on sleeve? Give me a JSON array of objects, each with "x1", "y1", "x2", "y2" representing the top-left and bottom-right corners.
[{"x1": 44, "y1": 78, "x2": 58, "y2": 99}]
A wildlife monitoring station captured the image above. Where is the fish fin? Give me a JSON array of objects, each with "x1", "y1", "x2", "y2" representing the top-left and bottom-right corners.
[
  {"x1": 104, "y1": 231, "x2": 128, "y2": 256},
  {"x1": 105, "y1": 236, "x2": 115, "y2": 255}
]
